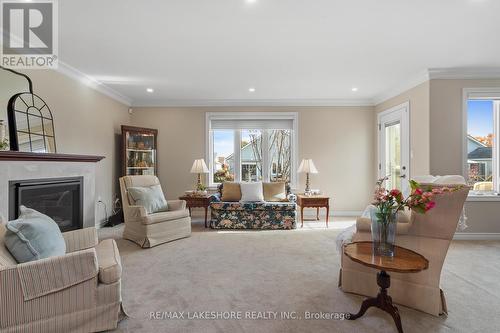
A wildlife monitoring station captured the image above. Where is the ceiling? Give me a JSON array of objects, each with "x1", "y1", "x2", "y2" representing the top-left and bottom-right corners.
[{"x1": 58, "y1": 0, "x2": 500, "y2": 106}]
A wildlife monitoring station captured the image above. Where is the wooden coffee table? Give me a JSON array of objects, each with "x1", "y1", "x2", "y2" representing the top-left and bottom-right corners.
[
  {"x1": 296, "y1": 194, "x2": 330, "y2": 227},
  {"x1": 179, "y1": 195, "x2": 212, "y2": 228},
  {"x1": 343, "y1": 241, "x2": 429, "y2": 333}
]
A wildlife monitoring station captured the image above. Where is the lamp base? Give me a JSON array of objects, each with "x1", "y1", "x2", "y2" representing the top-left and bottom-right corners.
[{"x1": 304, "y1": 173, "x2": 311, "y2": 194}]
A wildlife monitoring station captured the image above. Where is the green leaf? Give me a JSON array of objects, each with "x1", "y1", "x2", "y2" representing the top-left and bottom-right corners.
[{"x1": 409, "y1": 180, "x2": 420, "y2": 190}]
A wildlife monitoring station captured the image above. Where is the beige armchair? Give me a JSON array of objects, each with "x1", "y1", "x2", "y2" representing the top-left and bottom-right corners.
[
  {"x1": 339, "y1": 176, "x2": 469, "y2": 316},
  {"x1": 0, "y1": 223, "x2": 123, "y2": 333},
  {"x1": 119, "y1": 175, "x2": 191, "y2": 248}
]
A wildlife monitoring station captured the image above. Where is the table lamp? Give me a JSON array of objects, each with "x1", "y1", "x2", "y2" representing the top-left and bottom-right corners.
[
  {"x1": 191, "y1": 159, "x2": 209, "y2": 191},
  {"x1": 298, "y1": 159, "x2": 318, "y2": 194}
]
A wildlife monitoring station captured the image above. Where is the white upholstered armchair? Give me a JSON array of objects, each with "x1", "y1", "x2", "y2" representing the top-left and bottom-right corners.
[
  {"x1": 339, "y1": 175, "x2": 470, "y2": 316},
  {"x1": 119, "y1": 175, "x2": 191, "y2": 248},
  {"x1": 0, "y1": 224, "x2": 123, "y2": 333}
]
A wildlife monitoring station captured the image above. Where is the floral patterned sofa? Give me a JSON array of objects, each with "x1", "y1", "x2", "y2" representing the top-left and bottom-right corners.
[{"x1": 210, "y1": 183, "x2": 297, "y2": 230}]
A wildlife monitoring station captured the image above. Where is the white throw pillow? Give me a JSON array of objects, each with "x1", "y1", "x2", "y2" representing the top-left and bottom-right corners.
[{"x1": 240, "y1": 182, "x2": 264, "y2": 202}]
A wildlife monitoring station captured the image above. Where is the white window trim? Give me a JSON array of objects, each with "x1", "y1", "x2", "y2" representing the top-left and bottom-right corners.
[
  {"x1": 462, "y1": 88, "x2": 500, "y2": 201},
  {"x1": 206, "y1": 112, "x2": 299, "y2": 189}
]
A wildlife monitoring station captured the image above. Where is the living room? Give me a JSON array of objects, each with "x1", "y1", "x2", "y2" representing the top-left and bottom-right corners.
[{"x1": 0, "y1": 1, "x2": 499, "y2": 333}]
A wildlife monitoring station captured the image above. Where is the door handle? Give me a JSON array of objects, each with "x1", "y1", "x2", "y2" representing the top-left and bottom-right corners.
[{"x1": 400, "y1": 174, "x2": 406, "y2": 179}]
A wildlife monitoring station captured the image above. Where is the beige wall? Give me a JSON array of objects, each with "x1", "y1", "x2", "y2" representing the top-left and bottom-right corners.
[
  {"x1": 20, "y1": 69, "x2": 131, "y2": 225},
  {"x1": 430, "y1": 79, "x2": 500, "y2": 234},
  {"x1": 375, "y1": 81, "x2": 430, "y2": 178},
  {"x1": 131, "y1": 106, "x2": 375, "y2": 212},
  {"x1": 375, "y1": 78, "x2": 500, "y2": 234}
]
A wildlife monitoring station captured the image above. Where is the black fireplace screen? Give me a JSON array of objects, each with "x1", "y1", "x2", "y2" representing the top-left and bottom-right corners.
[{"x1": 9, "y1": 177, "x2": 83, "y2": 232}]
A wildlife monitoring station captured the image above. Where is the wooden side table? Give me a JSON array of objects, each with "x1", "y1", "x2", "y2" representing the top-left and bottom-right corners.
[
  {"x1": 296, "y1": 194, "x2": 330, "y2": 227},
  {"x1": 178, "y1": 195, "x2": 212, "y2": 228},
  {"x1": 343, "y1": 241, "x2": 429, "y2": 333}
]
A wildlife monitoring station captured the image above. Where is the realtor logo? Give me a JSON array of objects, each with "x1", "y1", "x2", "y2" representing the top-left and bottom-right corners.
[{"x1": 1, "y1": 0, "x2": 58, "y2": 68}]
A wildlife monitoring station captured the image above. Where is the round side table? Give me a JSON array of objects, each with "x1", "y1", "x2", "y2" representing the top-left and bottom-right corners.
[{"x1": 343, "y1": 241, "x2": 429, "y2": 333}]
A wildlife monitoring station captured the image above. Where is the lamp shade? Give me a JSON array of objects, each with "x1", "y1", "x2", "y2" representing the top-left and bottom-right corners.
[
  {"x1": 297, "y1": 159, "x2": 318, "y2": 174},
  {"x1": 190, "y1": 159, "x2": 209, "y2": 173}
]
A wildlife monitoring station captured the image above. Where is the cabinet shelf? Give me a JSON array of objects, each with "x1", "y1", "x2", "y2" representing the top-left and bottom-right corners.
[{"x1": 126, "y1": 149, "x2": 154, "y2": 153}]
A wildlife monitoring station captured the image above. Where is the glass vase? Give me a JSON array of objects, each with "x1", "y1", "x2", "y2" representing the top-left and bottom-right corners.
[{"x1": 370, "y1": 208, "x2": 397, "y2": 257}]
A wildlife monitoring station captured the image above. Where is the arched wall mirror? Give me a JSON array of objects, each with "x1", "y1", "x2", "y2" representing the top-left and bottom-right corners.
[
  {"x1": 0, "y1": 66, "x2": 57, "y2": 153},
  {"x1": 0, "y1": 67, "x2": 29, "y2": 151}
]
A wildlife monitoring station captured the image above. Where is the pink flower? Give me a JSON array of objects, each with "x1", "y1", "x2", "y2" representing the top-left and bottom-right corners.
[
  {"x1": 414, "y1": 188, "x2": 423, "y2": 195},
  {"x1": 425, "y1": 201, "x2": 436, "y2": 211},
  {"x1": 390, "y1": 189, "x2": 401, "y2": 196}
]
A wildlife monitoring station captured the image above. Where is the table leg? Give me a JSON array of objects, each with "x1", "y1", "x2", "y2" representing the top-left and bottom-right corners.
[
  {"x1": 326, "y1": 205, "x2": 329, "y2": 228},
  {"x1": 316, "y1": 207, "x2": 319, "y2": 220},
  {"x1": 301, "y1": 206, "x2": 304, "y2": 228},
  {"x1": 204, "y1": 206, "x2": 208, "y2": 228},
  {"x1": 348, "y1": 270, "x2": 403, "y2": 333}
]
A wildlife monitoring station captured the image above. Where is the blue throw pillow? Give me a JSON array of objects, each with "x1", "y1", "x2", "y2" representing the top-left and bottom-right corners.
[
  {"x1": 4, "y1": 206, "x2": 66, "y2": 263},
  {"x1": 128, "y1": 184, "x2": 169, "y2": 214}
]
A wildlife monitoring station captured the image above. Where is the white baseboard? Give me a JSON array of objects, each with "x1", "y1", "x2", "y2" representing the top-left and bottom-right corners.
[{"x1": 453, "y1": 233, "x2": 500, "y2": 240}]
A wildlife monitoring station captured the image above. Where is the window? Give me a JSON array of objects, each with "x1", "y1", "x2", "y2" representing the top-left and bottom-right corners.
[
  {"x1": 241, "y1": 129, "x2": 262, "y2": 182},
  {"x1": 464, "y1": 90, "x2": 500, "y2": 196},
  {"x1": 269, "y1": 129, "x2": 292, "y2": 182},
  {"x1": 207, "y1": 112, "x2": 298, "y2": 188},
  {"x1": 212, "y1": 130, "x2": 235, "y2": 183}
]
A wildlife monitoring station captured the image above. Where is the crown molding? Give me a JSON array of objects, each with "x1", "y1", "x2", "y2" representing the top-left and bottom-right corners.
[
  {"x1": 56, "y1": 61, "x2": 132, "y2": 106},
  {"x1": 131, "y1": 98, "x2": 374, "y2": 108},
  {"x1": 372, "y1": 70, "x2": 430, "y2": 106},
  {"x1": 373, "y1": 67, "x2": 500, "y2": 106},
  {"x1": 52, "y1": 65, "x2": 500, "y2": 109},
  {"x1": 428, "y1": 67, "x2": 500, "y2": 80}
]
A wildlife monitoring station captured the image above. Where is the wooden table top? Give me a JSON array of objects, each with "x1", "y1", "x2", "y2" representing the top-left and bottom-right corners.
[
  {"x1": 179, "y1": 195, "x2": 211, "y2": 200},
  {"x1": 296, "y1": 194, "x2": 329, "y2": 199},
  {"x1": 344, "y1": 241, "x2": 429, "y2": 273}
]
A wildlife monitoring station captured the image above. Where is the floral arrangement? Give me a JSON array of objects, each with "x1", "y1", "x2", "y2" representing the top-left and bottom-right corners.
[
  {"x1": 213, "y1": 163, "x2": 235, "y2": 183},
  {"x1": 371, "y1": 176, "x2": 461, "y2": 256},
  {"x1": 372, "y1": 176, "x2": 456, "y2": 216}
]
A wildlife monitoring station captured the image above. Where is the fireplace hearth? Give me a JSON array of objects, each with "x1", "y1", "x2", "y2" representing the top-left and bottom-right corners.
[{"x1": 9, "y1": 177, "x2": 84, "y2": 232}]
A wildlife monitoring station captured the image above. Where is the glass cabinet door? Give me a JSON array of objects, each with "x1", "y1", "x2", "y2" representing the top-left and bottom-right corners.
[{"x1": 122, "y1": 126, "x2": 158, "y2": 176}]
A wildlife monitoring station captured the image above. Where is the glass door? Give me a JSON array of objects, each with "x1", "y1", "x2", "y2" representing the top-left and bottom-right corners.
[
  {"x1": 378, "y1": 103, "x2": 410, "y2": 195},
  {"x1": 122, "y1": 126, "x2": 158, "y2": 176}
]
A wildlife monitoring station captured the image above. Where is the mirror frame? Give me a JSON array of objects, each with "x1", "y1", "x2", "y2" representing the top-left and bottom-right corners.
[
  {"x1": 1, "y1": 66, "x2": 57, "y2": 153},
  {"x1": 7, "y1": 92, "x2": 57, "y2": 153}
]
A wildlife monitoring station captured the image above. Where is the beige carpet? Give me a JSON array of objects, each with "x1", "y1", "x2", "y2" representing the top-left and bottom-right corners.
[{"x1": 99, "y1": 216, "x2": 500, "y2": 333}]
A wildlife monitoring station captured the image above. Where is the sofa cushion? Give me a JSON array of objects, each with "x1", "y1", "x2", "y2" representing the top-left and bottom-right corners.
[
  {"x1": 95, "y1": 239, "x2": 122, "y2": 284},
  {"x1": 263, "y1": 182, "x2": 287, "y2": 202},
  {"x1": 240, "y1": 182, "x2": 264, "y2": 202},
  {"x1": 128, "y1": 184, "x2": 168, "y2": 214},
  {"x1": 142, "y1": 209, "x2": 190, "y2": 225},
  {"x1": 4, "y1": 206, "x2": 66, "y2": 263},
  {"x1": 221, "y1": 182, "x2": 242, "y2": 201}
]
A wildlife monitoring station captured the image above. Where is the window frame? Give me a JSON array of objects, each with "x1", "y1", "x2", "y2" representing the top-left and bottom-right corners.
[
  {"x1": 462, "y1": 88, "x2": 500, "y2": 200},
  {"x1": 206, "y1": 112, "x2": 299, "y2": 189}
]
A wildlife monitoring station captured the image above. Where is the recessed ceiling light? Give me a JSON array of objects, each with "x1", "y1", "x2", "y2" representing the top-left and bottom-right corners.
[
  {"x1": 248, "y1": 87, "x2": 256, "y2": 93},
  {"x1": 351, "y1": 87, "x2": 358, "y2": 92},
  {"x1": 146, "y1": 88, "x2": 154, "y2": 93},
  {"x1": 246, "y1": 0, "x2": 257, "y2": 3}
]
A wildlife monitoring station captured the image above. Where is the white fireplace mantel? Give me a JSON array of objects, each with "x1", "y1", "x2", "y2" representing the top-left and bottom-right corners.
[{"x1": 0, "y1": 152, "x2": 104, "y2": 228}]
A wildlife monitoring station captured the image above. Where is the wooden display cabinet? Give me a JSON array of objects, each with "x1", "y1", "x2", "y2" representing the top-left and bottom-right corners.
[{"x1": 121, "y1": 125, "x2": 158, "y2": 176}]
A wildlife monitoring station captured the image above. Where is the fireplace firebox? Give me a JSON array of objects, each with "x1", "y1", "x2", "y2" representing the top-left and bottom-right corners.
[{"x1": 9, "y1": 177, "x2": 84, "y2": 232}]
